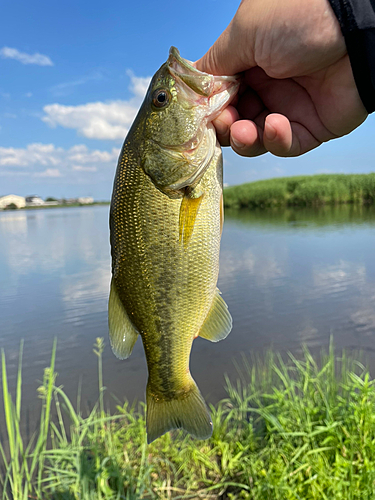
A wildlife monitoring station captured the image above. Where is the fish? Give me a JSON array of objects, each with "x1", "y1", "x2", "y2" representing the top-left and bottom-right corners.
[{"x1": 109, "y1": 47, "x2": 239, "y2": 443}]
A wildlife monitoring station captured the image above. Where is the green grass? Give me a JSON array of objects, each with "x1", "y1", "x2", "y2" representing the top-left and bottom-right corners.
[
  {"x1": 2, "y1": 340, "x2": 375, "y2": 499},
  {"x1": 223, "y1": 173, "x2": 375, "y2": 209}
]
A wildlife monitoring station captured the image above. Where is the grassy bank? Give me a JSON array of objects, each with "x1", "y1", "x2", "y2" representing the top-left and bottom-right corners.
[
  {"x1": 224, "y1": 173, "x2": 375, "y2": 209},
  {"x1": 2, "y1": 340, "x2": 375, "y2": 499}
]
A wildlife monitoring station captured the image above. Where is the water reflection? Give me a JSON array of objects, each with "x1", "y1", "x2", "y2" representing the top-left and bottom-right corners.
[
  {"x1": 1, "y1": 204, "x2": 375, "y2": 414},
  {"x1": 220, "y1": 205, "x2": 375, "y2": 361}
]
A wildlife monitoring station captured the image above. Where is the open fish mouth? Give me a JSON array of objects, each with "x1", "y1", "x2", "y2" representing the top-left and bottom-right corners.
[
  {"x1": 157, "y1": 47, "x2": 240, "y2": 155},
  {"x1": 157, "y1": 47, "x2": 240, "y2": 191},
  {"x1": 167, "y1": 46, "x2": 239, "y2": 123},
  {"x1": 144, "y1": 47, "x2": 240, "y2": 194}
]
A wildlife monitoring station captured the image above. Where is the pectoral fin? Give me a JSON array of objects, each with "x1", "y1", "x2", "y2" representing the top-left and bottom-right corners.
[
  {"x1": 199, "y1": 289, "x2": 232, "y2": 342},
  {"x1": 179, "y1": 192, "x2": 204, "y2": 247},
  {"x1": 108, "y1": 279, "x2": 139, "y2": 359}
]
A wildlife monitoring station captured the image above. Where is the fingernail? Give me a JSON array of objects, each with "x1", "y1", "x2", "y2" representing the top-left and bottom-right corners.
[
  {"x1": 231, "y1": 137, "x2": 245, "y2": 149},
  {"x1": 214, "y1": 119, "x2": 228, "y2": 136},
  {"x1": 265, "y1": 122, "x2": 277, "y2": 141}
]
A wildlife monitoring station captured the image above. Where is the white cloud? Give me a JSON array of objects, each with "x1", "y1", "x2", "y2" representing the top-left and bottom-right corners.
[
  {"x1": 68, "y1": 144, "x2": 118, "y2": 163},
  {"x1": 42, "y1": 73, "x2": 151, "y2": 140},
  {"x1": 0, "y1": 143, "x2": 119, "y2": 178},
  {"x1": 127, "y1": 71, "x2": 151, "y2": 98},
  {"x1": 0, "y1": 46, "x2": 53, "y2": 66},
  {"x1": 0, "y1": 170, "x2": 28, "y2": 177},
  {"x1": 50, "y1": 72, "x2": 103, "y2": 96},
  {"x1": 42, "y1": 101, "x2": 135, "y2": 140},
  {"x1": 72, "y1": 165, "x2": 97, "y2": 172},
  {"x1": 34, "y1": 168, "x2": 62, "y2": 177},
  {"x1": 0, "y1": 143, "x2": 60, "y2": 167}
]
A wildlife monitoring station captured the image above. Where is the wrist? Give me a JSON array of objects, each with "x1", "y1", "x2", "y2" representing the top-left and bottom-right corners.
[{"x1": 304, "y1": 0, "x2": 347, "y2": 60}]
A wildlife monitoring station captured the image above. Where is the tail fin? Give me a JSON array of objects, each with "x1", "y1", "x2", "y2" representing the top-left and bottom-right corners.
[{"x1": 146, "y1": 380, "x2": 212, "y2": 444}]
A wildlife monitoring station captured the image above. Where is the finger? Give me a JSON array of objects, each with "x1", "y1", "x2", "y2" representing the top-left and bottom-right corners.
[
  {"x1": 195, "y1": 29, "x2": 243, "y2": 75},
  {"x1": 195, "y1": 30, "x2": 231, "y2": 75},
  {"x1": 264, "y1": 113, "x2": 321, "y2": 157},
  {"x1": 263, "y1": 114, "x2": 294, "y2": 155},
  {"x1": 244, "y1": 68, "x2": 331, "y2": 151},
  {"x1": 229, "y1": 119, "x2": 267, "y2": 157},
  {"x1": 212, "y1": 106, "x2": 239, "y2": 146},
  {"x1": 195, "y1": 16, "x2": 256, "y2": 75}
]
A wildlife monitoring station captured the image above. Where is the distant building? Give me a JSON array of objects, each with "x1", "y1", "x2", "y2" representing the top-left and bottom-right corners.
[
  {"x1": 25, "y1": 195, "x2": 45, "y2": 206},
  {"x1": 78, "y1": 197, "x2": 94, "y2": 205},
  {"x1": 0, "y1": 194, "x2": 26, "y2": 209}
]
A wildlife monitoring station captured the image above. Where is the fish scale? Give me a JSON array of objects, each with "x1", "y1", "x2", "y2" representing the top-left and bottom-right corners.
[
  {"x1": 112, "y1": 144, "x2": 220, "y2": 379},
  {"x1": 109, "y1": 47, "x2": 238, "y2": 442}
]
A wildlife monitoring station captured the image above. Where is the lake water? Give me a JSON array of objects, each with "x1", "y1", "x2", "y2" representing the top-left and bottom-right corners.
[{"x1": 1, "y1": 204, "x2": 375, "y2": 422}]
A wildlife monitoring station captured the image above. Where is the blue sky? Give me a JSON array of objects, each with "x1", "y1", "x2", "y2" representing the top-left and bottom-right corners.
[{"x1": 1, "y1": 0, "x2": 374, "y2": 200}]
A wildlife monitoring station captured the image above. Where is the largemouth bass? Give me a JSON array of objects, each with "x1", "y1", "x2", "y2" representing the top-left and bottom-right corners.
[{"x1": 109, "y1": 47, "x2": 239, "y2": 443}]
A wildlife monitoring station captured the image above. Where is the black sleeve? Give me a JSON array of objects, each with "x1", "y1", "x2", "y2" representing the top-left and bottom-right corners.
[{"x1": 328, "y1": 0, "x2": 375, "y2": 113}]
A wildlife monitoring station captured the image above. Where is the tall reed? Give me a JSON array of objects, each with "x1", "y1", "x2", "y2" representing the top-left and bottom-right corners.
[
  {"x1": 224, "y1": 173, "x2": 375, "y2": 209},
  {"x1": 2, "y1": 339, "x2": 375, "y2": 499},
  {"x1": 1, "y1": 339, "x2": 56, "y2": 499}
]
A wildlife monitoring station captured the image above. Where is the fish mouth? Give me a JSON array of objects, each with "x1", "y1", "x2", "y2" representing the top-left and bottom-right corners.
[
  {"x1": 164, "y1": 46, "x2": 240, "y2": 156},
  {"x1": 153, "y1": 47, "x2": 240, "y2": 193},
  {"x1": 167, "y1": 46, "x2": 239, "y2": 121}
]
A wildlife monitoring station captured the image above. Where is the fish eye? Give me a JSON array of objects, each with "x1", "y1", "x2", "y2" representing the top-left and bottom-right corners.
[{"x1": 152, "y1": 89, "x2": 170, "y2": 108}]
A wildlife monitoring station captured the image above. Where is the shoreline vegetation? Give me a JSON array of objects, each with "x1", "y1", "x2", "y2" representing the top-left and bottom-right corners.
[
  {"x1": 20, "y1": 201, "x2": 110, "y2": 210},
  {"x1": 0, "y1": 202, "x2": 110, "y2": 212},
  {"x1": 2, "y1": 341, "x2": 375, "y2": 499},
  {"x1": 4, "y1": 173, "x2": 375, "y2": 212},
  {"x1": 223, "y1": 173, "x2": 375, "y2": 209}
]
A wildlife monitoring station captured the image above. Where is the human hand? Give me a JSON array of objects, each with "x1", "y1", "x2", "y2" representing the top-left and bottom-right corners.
[{"x1": 195, "y1": 0, "x2": 368, "y2": 157}]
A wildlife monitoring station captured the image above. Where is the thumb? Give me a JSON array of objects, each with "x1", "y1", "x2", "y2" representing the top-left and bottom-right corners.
[{"x1": 195, "y1": 20, "x2": 255, "y2": 76}]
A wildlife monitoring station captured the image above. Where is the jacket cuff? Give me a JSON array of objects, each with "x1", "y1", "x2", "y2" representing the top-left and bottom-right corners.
[{"x1": 328, "y1": 0, "x2": 375, "y2": 113}]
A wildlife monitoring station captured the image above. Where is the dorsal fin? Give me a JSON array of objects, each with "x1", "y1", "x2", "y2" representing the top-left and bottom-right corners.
[
  {"x1": 108, "y1": 279, "x2": 139, "y2": 359},
  {"x1": 199, "y1": 289, "x2": 232, "y2": 342}
]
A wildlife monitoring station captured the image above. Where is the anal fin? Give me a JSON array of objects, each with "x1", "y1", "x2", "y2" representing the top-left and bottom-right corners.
[
  {"x1": 199, "y1": 288, "x2": 232, "y2": 342},
  {"x1": 108, "y1": 279, "x2": 139, "y2": 359}
]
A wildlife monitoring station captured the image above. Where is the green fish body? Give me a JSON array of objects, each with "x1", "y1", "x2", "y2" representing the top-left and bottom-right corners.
[{"x1": 109, "y1": 47, "x2": 238, "y2": 443}]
